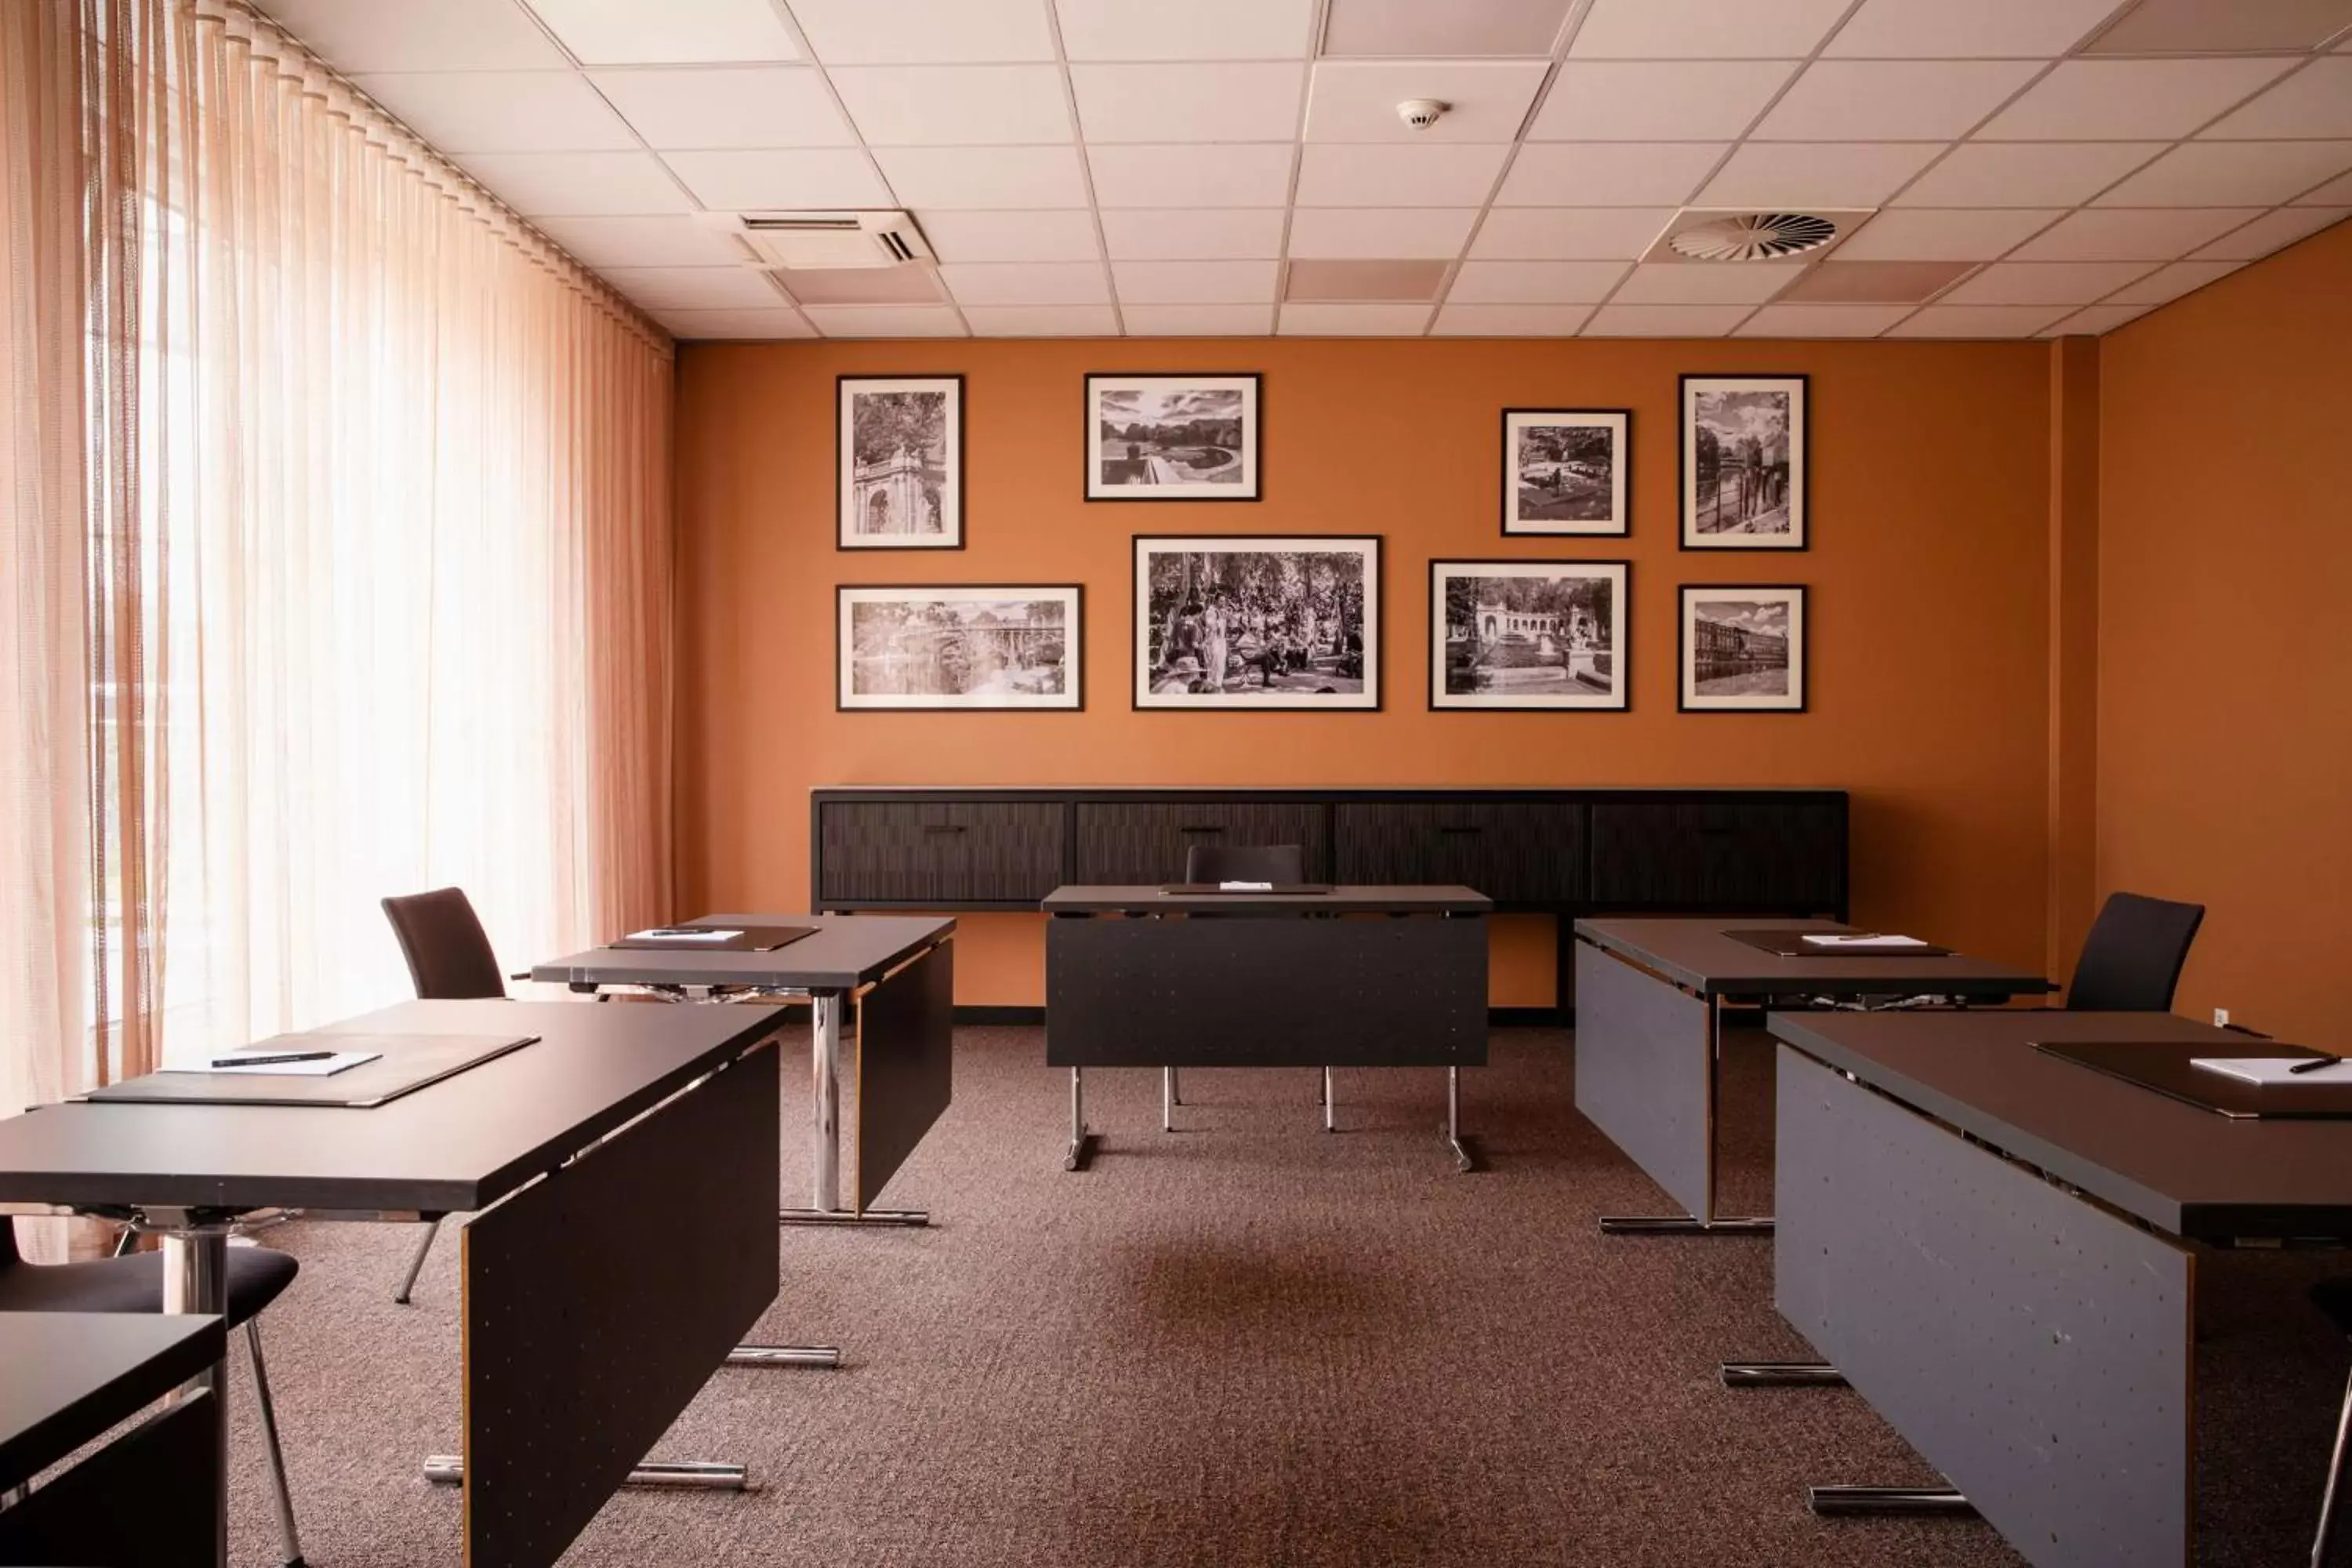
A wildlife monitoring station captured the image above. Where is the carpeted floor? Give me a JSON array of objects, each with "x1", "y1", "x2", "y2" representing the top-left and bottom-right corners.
[{"x1": 211, "y1": 1025, "x2": 2345, "y2": 1566}]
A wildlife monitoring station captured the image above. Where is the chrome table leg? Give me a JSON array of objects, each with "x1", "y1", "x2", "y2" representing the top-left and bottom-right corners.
[
  {"x1": 728, "y1": 1344, "x2": 842, "y2": 1369},
  {"x1": 1720, "y1": 1361, "x2": 1846, "y2": 1388},
  {"x1": 1163, "y1": 1066, "x2": 1176, "y2": 1133},
  {"x1": 245, "y1": 1322, "x2": 305, "y2": 1566},
  {"x1": 1441, "y1": 1067, "x2": 1475, "y2": 1172},
  {"x1": 1809, "y1": 1485, "x2": 1973, "y2": 1518},
  {"x1": 1323, "y1": 1067, "x2": 1335, "y2": 1132},
  {"x1": 392, "y1": 1214, "x2": 440, "y2": 1305},
  {"x1": 163, "y1": 1225, "x2": 232, "y2": 1568},
  {"x1": 1600, "y1": 1215, "x2": 1774, "y2": 1236},
  {"x1": 423, "y1": 1457, "x2": 750, "y2": 1491},
  {"x1": 1064, "y1": 1066, "x2": 1097, "y2": 1171},
  {"x1": 780, "y1": 992, "x2": 927, "y2": 1225}
]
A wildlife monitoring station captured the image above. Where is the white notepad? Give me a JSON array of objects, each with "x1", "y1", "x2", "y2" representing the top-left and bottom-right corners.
[
  {"x1": 2190, "y1": 1056, "x2": 2352, "y2": 1087},
  {"x1": 1218, "y1": 880, "x2": 1274, "y2": 892},
  {"x1": 625, "y1": 927, "x2": 743, "y2": 942},
  {"x1": 192, "y1": 1051, "x2": 380, "y2": 1077},
  {"x1": 1802, "y1": 933, "x2": 1930, "y2": 949}
]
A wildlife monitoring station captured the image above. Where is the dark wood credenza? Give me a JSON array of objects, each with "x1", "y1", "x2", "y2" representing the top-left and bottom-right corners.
[{"x1": 810, "y1": 787, "x2": 1849, "y2": 1023}]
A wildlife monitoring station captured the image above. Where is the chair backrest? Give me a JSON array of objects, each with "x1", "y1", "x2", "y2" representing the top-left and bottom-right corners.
[
  {"x1": 1184, "y1": 843, "x2": 1306, "y2": 884},
  {"x1": 380, "y1": 887, "x2": 506, "y2": 1000},
  {"x1": 2066, "y1": 891, "x2": 2205, "y2": 1012}
]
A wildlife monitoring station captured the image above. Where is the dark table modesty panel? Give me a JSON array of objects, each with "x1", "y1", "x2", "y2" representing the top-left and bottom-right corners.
[
  {"x1": 0, "y1": 999, "x2": 789, "y2": 1568},
  {"x1": 1761, "y1": 1010, "x2": 2352, "y2": 1568},
  {"x1": 812, "y1": 787, "x2": 1849, "y2": 1022}
]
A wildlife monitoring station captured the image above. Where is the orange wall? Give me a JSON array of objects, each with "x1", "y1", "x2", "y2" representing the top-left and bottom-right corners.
[
  {"x1": 674, "y1": 336, "x2": 2055, "y2": 1006},
  {"x1": 2097, "y1": 220, "x2": 2352, "y2": 1048}
]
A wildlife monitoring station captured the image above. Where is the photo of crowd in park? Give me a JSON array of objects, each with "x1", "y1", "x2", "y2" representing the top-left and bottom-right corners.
[
  {"x1": 1133, "y1": 536, "x2": 1377, "y2": 709},
  {"x1": 1087, "y1": 375, "x2": 1261, "y2": 500},
  {"x1": 1682, "y1": 375, "x2": 1806, "y2": 550},
  {"x1": 1504, "y1": 410, "x2": 1628, "y2": 535},
  {"x1": 837, "y1": 585, "x2": 1080, "y2": 710},
  {"x1": 1432, "y1": 561, "x2": 1628, "y2": 710}
]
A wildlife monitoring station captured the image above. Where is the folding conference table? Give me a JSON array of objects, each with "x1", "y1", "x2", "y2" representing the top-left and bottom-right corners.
[
  {"x1": 1571, "y1": 917, "x2": 2050, "y2": 1234},
  {"x1": 0, "y1": 997, "x2": 786, "y2": 1568},
  {"x1": 1043, "y1": 884, "x2": 1491, "y2": 1171},
  {"x1": 1747, "y1": 1007, "x2": 2352, "y2": 1567}
]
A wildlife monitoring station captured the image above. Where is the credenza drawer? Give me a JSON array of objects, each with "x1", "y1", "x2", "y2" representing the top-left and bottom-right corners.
[
  {"x1": 818, "y1": 800, "x2": 1063, "y2": 905},
  {"x1": 1071, "y1": 801, "x2": 1328, "y2": 884},
  {"x1": 1588, "y1": 800, "x2": 1845, "y2": 913},
  {"x1": 1334, "y1": 801, "x2": 1584, "y2": 905}
]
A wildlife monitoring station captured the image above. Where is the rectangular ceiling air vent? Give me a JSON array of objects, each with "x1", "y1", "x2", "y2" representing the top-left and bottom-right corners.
[{"x1": 699, "y1": 210, "x2": 934, "y2": 270}]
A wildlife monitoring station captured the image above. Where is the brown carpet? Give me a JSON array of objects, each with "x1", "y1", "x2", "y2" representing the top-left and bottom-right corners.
[{"x1": 211, "y1": 1026, "x2": 2344, "y2": 1566}]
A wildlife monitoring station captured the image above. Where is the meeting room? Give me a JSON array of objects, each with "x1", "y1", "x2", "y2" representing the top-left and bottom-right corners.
[{"x1": 3, "y1": 0, "x2": 2350, "y2": 1565}]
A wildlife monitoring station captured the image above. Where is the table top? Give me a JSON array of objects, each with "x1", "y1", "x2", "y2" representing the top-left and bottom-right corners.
[
  {"x1": 1044, "y1": 884, "x2": 1494, "y2": 915},
  {"x1": 0, "y1": 1312, "x2": 226, "y2": 1490},
  {"x1": 1769, "y1": 1008, "x2": 2352, "y2": 1240},
  {"x1": 1574, "y1": 917, "x2": 2051, "y2": 997},
  {"x1": 0, "y1": 998, "x2": 786, "y2": 1216},
  {"x1": 532, "y1": 913, "x2": 954, "y2": 991}
]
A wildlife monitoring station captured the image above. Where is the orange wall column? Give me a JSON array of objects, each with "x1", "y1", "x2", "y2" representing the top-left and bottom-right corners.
[{"x1": 2045, "y1": 335, "x2": 2100, "y2": 989}]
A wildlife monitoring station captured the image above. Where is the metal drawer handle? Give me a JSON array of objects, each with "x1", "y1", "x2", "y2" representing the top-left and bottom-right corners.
[
  {"x1": 924, "y1": 824, "x2": 967, "y2": 834},
  {"x1": 1178, "y1": 825, "x2": 1225, "y2": 834},
  {"x1": 1439, "y1": 825, "x2": 1482, "y2": 834}
]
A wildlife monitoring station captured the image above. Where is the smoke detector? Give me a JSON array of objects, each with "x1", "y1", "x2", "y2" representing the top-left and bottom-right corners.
[
  {"x1": 696, "y1": 210, "x2": 933, "y2": 270},
  {"x1": 1642, "y1": 208, "x2": 1875, "y2": 265},
  {"x1": 1396, "y1": 98, "x2": 1448, "y2": 130}
]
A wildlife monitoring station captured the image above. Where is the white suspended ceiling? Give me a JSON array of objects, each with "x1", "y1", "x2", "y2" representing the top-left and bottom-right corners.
[{"x1": 251, "y1": 0, "x2": 2352, "y2": 340}]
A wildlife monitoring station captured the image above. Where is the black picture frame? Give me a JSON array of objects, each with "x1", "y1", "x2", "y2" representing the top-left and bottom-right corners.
[
  {"x1": 837, "y1": 374, "x2": 965, "y2": 550},
  {"x1": 1428, "y1": 558, "x2": 1632, "y2": 712},
  {"x1": 1086, "y1": 372, "x2": 1263, "y2": 502},
  {"x1": 1131, "y1": 534, "x2": 1381, "y2": 711},
  {"x1": 1501, "y1": 408, "x2": 1632, "y2": 538},
  {"x1": 835, "y1": 583, "x2": 1083, "y2": 712},
  {"x1": 1679, "y1": 373, "x2": 1808, "y2": 551},
  {"x1": 1677, "y1": 583, "x2": 1808, "y2": 713}
]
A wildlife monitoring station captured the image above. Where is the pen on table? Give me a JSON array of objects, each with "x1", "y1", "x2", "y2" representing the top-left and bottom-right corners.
[
  {"x1": 2288, "y1": 1054, "x2": 2345, "y2": 1076},
  {"x1": 210, "y1": 1049, "x2": 337, "y2": 1068}
]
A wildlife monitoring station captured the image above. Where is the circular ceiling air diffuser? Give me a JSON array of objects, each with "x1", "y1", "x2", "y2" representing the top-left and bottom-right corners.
[{"x1": 1669, "y1": 212, "x2": 1839, "y2": 262}]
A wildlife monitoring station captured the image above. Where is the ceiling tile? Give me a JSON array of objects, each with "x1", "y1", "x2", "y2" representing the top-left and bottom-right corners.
[
  {"x1": 352, "y1": 72, "x2": 636, "y2": 154},
  {"x1": 252, "y1": 0, "x2": 565, "y2": 71},
  {"x1": 1568, "y1": 0, "x2": 1852, "y2": 59},
  {"x1": 1835, "y1": 208, "x2": 2063, "y2": 260},
  {"x1": 1112, "y1": 260, "x2": 1283, "y2": 303},
  {"x1": 1882, "y1": 303, "x2": 2073, "y2": 336},
  {"x1": 1286, "y1": 259, "x2": 1452, "y2": 300},
  {"x1": 1446, "y1": 260, "x2": 1629, "y2": 303},
  {"x1": 778, "y1": 267, "x2": 945, "y2": 304},
  {"x1": 1824, "y1": 0, "x2": 2122, "y2": 57},
  {"x1": 1069, "y1": 64, "x2": 1308, "y2": 144},
  {"x1": 662, "y1": 149, "x2": 893, "y2": 209},
  {"x1": 1611, "y1": 262, "x2": 1804, "y2": 304},
  {"x1": 1277, "y1": 303, "x2": 1432, "y2": 335},
  {"x1": 1495, "y1": 143, "x2": 1727, "y2": 206},
  {"x1": 1101, "y1": 209, "x2": 1287, "y2": 259},
  {"x1": 960, "y1": 304, "x2": 1122, "y2": 336},
  {"x1": 873, "y1": 146, "x2": 1091, "y2": 208},
  {"x1": 788, "y1": 0, "x2": 1056, "y2": 64},
  {"x1": 2095, "y1": 141, "x2": 2352, "y2": 206},
  {"x1": 1530, "y1": 62, "x2": 1798, "y2": 143},
  {"x1": 521, "y1": 0, "x2": 801, "y2": 64},
  {"x1": 534, "y1": 214, "x2": 750, "y2": 266},
  {"x1": 803, "y1": 305, "x2": 971, "y2": 336},
  {"x1": 1735, "y1": 303, "x2": 1911, "y2": 336},
  {"x1": 459, "y1": 151, "x2": 693, "y2": 215},
  {"x1": 1305, "y1": 61, "x2": 1552, "y2": 143},
  {"x1": 1294, "y1": 144, "x2": 1512, "y2": 206},
  {"x1": 938, "y1": 261, "x2": 1110, "y2": 305},
  {"x1": 2299, "y1": 169, "x2": 2352, "y2": 204},
  {"x1": 1087, "y1": 144, "x2": 1297, "y2": 208},
  {"x1": 1118, "y1": 303, "x2": 1277, "y2": 334},
  {"x1": 2191, "y1": 205, "x2": 2350, "y2": 260},
  {"x1": 2082, "y1": 0, "x2": 2352, "y2": 55},
  {"x1": 1580, "y1": 303, "x2": 1755, "y2": 336},
  {"x1": 1469, "y1": 208, "x2": 1672, "y2": 260},
  {"x1": 2203, "y1": 60, "x2": 2352, "y2": 139},
  {"x1": 654, "y1": 307, "x2": 816, "y2": 339},
  {"x1": 1323, "y1": 0, "x2": 1577, "y2": 56},
  {"x1": 597, "y1": 266, "x2": 784, "y2": 308},
  {"x1": 1697, "y1": 143, "x2": 1944, "y2": 208},
  {"x1": 587, "y1": 67, "x2": 855, "y2": 151},
  {"x1": 829, "y1": 65, "x2": 1073, "y2": 145},
  {"x1": 1976, "y1": 59, "x2": 2300, "y2": 141},
  {"x1": 1893, "y1": 142, "x2": 2168, "y2": 206},
  {"x1": 1429, "y1": 303, "x2": 1596, "y2": 336},
  {"x1": 1057, "y1": 0, "x2": 1316, "y2": 60},
  {"x1": 918, "y1": 209, "x2": 1102, "y2": 262},
  {"x1": 2101, "y1": 258, "x2": 2245, "y2": 306},
  {"x1": 2038, "y1": 303, "x2": 2155, "y2": 336},
  {"x1": 1285, "y1": 207, "x2": 1479, "y2": 258},
  {"x1": 1777, "y1": 259, "x2": 1975, "y2": 301},
  {"x1": 1753, "y1": 61, "x2": 2044, "y2": 143},
  {"x1": 2010, "y1": 207, "x2": 2263, "y2": 261},
  {"x1": 1939, "y1": 260, "x2": 2159, "y2": 305}
]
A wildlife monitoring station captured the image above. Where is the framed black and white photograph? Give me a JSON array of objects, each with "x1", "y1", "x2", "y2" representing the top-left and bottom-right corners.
[
  {"x1": 1431, "y1": 560, "x2": 1628, "y2": 711},
  {"x1": 1133, "y1": 535, "x2": 1377, "y2": 710},
  {"x1": 1087, "y1": 373, "x2": 1261, "y2": 501},
  {"x1": 1679, "y1": 585, "x2": 1806, "y2": 713},
  {"x1": 1503, "y1": 409, "x2": 1629, "y2": 536},
  {"x1": 838, "y1": 375, "x2": 962, "y2": 549},
  {"x1": 837, "y1": 585, "x2": 1080, "y2": 711},
  {"x1": 1681, "y1": 375, "x2": 1806, "y2": 550}
]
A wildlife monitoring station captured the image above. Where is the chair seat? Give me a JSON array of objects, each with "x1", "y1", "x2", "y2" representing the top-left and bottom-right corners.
[
  {"x1": 2314, "y1": 1278, "x2": 2352, "y2": 1340},
  {"x1": 0, "y1": 1244, "x2": 297, "y2": 1327}
]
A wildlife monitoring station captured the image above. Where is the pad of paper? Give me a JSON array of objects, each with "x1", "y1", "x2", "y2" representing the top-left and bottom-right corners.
[
  {"x1": 1802, "y1": 933, "x2": 1929, "y2": 949},
  {"x1": 1218, "y1": 880, "x2": 1275, "y2": 892},
  {"x1": 2191, "y1": 1057, "x2": 2352, "y2": 1087}
]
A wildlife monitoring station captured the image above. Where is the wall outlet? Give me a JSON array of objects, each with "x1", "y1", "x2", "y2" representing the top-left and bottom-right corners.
[{"x1": 2212, "y1": 1007, "x2": 2230, "y2": 1029}]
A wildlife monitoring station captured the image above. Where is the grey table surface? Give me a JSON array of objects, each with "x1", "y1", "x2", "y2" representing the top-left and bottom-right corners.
[
  {"x1": 531, "y1": 912, "x2": 955, "y2": 991},
  {"x1": 1573, "y1": 916, "x2": 2052, "y2": 997},
  {"x1": 0, "y1": 998, "x2": 788, "y2": 1215},
  {"x1": 1769, "y1": 1007, "x2": 2352, "y2": 1240},
  {"x1": 0, "y1": 1312, "x2": 227, "y2": 1490},
  {"x1": 1044, "y1": 884, "x2": 1494, "y2": 915}
]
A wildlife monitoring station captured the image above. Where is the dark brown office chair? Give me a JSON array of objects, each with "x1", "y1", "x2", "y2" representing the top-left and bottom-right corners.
[
  {"x1": 2064, "y1": 891, "x2": 2205, "y2": 1012},
  {"x1": 378, "y1": 886, "x2": 506, "y2": 1304},
  {"x1": 1174, "y1": 844, "x2": 1323, "y2": 1131}
]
